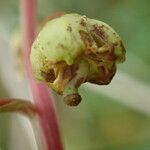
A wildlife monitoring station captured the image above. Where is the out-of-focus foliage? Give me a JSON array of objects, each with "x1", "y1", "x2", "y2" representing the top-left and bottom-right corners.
[
  {"x1": 0, "y1": 78, "x2": 10, "y2": 150},
  {"x1": 56, "y1": 86, "x2": 150, "y2": 150},
  {"x1": 0, "y1": 0, "x2": 150, "y2": 150}
]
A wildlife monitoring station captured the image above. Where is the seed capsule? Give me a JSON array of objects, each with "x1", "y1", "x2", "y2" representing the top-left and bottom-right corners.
[{"x1": 30, "y1": 13, "x2": 126, "y2": 106}]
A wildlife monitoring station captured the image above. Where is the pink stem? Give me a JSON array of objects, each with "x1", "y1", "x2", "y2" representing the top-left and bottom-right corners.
[{"x1": 20, "y1": 0, "x2": 63, "y2": 150}]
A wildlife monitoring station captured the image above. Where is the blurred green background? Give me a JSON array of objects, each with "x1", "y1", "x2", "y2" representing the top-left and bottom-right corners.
[{"x1": 0, "y1": 0, "x2": 150, "y2": 150}]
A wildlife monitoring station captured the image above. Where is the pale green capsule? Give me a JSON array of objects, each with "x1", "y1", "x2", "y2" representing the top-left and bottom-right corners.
[{"x1": 30, "y1": 13, "x2": 126, "y2": 106}]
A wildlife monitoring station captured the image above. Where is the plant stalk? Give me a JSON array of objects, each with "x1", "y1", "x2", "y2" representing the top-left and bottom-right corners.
[{"x1": 20, "y1": 0, "x2": 63, "y2": 149}]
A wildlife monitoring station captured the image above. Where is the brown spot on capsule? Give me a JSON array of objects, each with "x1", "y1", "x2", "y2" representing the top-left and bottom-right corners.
[
  {"x1": 120, "y1": 41, "x2": 126, "y2": 54},
  {"x1": 113, "y1": 42, "x2": 119, "y2": 47},
  {"x1": 70, "y1": 63, "x2": 79, "y2": 78},
  {"x1": 62, "y1": 65, "x2": 72, "y2": 81},
  {"x1": 89, "y1": 64, "x2": 116, "y2": 85},
  {"x1": 57, "y1": 43, "x2": 65, "y2": 49},
  {"x1": 41, "y1": 69, "x2": 56, "y2": 83},
  {"x1": 75, "y1": 77, "x2": 85, "y2": 88},
  {"x1": 92, "y1": 25, "x2": 106, "y2": 42},
  {"x1": 67, "y1": 25, "x2": 72, "y2": 32},
  {"x1": 90, "y1": 31, "x2": 105, "y2": 48},
  {"x1": 63, "y1": 93, "x2": 81, "y2": 106},
  {"x1": 80, "y1": 18, "x2": 86, "y2": 26},
  {"x1": 79, "y1": 30, "x2": 95, "y2": 53}
]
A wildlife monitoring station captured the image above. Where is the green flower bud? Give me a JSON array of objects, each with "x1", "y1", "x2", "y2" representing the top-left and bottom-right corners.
[{"x1": 30, "y1": 13, "x2": 126, "y2": 106}]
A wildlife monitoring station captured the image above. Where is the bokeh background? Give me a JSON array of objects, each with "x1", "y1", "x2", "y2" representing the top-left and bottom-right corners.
[{"x1": 0, "y1": 0, "x2": 150, "y2": 150}]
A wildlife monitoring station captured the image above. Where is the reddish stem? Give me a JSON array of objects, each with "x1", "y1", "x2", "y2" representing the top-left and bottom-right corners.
[
  {"x1": 0, "y1": 98, "x2": 37, "y2": 116},
  {"x1": 20, "y1": 0, "x2": 63, "y2": 150}
]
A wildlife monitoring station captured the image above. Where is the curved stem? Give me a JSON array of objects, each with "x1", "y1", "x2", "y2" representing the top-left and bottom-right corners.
[
  {"x1": 20, "y1": 0, "x2": 63, "y2": 150},
  {"x1": 0, "y1": 98, "x2": 43, "y2": 149},
  {"x1": 0, "y1": 98, "x2": 36, "y2": 116}
]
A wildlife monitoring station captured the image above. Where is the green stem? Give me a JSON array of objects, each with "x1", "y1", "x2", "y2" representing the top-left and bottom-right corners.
[{"x1": 63, "y1": 59, "x2": 90, "y2": 106}]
